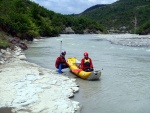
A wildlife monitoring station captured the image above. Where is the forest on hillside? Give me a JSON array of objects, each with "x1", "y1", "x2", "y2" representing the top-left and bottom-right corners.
[
  {"x1": 79, "y1": 0, "x2": 150, "y2": 34},
  {"x1": 0, "y1": 0, "x2": 106, "y2": 43}
]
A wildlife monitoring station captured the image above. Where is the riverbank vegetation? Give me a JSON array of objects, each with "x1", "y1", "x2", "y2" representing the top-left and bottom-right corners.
[{"x1": 0, "y1": 31, "x2": 12, "y2": 48}]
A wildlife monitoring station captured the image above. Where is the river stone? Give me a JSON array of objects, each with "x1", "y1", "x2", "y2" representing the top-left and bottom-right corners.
[
  {"x1": 0, "y1": 52, "x2": 2, "y2": 59},
  {"x1": 1, "y1": 49, "x2": 6, "y2": 54},
  {"x1": 18, "y1": 55, "x2": 26, "y2": 60}
]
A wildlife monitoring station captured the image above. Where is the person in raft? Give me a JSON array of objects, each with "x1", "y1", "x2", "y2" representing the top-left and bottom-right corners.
[
  {"x1": 55, "y1": 51, "x2": 69, "y2": 73},
  {"x1": 80, "y1": 52, "x2": 94, "y2": 72}
]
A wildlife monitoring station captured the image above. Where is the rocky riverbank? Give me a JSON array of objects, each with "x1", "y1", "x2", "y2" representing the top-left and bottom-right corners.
[
  {"x1": 96, "y1": 34, "x2": 150, "y2": 47},
  {"x1": 0, "y1": 46, "x2": 81, "y2": 113}
]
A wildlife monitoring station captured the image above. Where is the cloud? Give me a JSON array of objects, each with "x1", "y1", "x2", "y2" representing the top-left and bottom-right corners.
[{"x1": 31, "y1": 0, "x2": 118, "y2": 14}]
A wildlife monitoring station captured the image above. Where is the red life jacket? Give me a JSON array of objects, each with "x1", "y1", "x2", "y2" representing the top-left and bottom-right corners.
[
  {"x1": 55, "y1": 56, "x2": 66, "y2": 68},
  {"x1": 82, "y1": 58, "x2": 91, "y2": 69}
]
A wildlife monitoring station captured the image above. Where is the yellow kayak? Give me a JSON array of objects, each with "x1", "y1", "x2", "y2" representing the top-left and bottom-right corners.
[{"x1": 67, "y1": 57, "x2": 101, "y2": 80}]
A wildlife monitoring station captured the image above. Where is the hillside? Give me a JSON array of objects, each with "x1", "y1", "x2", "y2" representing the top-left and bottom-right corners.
[
  {"x1": 78, "y1": 0, "x2": 150, "y2": 34},
  {"x1": 82, "y1": 4, "x2": 107, "y2": 13},
  {"x1": 0, "y1": 0, "x2": 106, "y2": 48}
]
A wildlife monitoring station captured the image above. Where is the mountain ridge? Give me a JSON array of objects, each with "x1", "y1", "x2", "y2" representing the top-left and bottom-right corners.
[
  {"x1": 77, "y1": 0, "x2": 150, "y2": 34},
  {"x1": 81, "y1": 4, "x2": 107, "y2": 13}
]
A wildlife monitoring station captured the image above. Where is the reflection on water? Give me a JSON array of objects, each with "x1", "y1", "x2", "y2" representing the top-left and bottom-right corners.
[{"x1": 25, "y1": 34, "x2": 150, "y2": 113}]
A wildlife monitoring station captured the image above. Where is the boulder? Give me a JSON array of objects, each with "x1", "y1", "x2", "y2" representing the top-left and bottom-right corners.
[
  {"x1": 8, "y1": 38, "x2": 28, "y2": 50},
  {"x1": 18, "y1": 55, "x2": 26, "y2": 60},
  {"x1": 1, "y1": 49, "x2": 6, "y2": 54},
  {"x1": 63, "y1": 27, "x2": 75, "y2": 34}
]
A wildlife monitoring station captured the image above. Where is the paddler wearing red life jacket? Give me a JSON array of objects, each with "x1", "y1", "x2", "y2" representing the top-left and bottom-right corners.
[
  {"x1": 81, "y1": 52, "x2": 94, "y2": 72},
  {"x1": 55, "y1": 51, "x2": 69, "y2": 73}
]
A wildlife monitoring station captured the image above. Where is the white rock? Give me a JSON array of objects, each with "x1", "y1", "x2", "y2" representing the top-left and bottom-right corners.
[
  {"x1": 14, "y1": 46, "x2": 22, "y2": 51},
  {"x1": 72, "y1": 87, "x2": 79, "y2": 92},
  {"x1": 6, "y1": 48, "x2": 11, "y2": 52},
  {"x1": 0, "y1": 60, "x2": 4, "y2": 64},
  {"x1": 1, "y1": 49, "x2": 6, "y2": 54},
  {"x1": 15, "y1": 51, "x2": 21, "y2": 56},
  {"x1": 0, "y1": 45, "x2": 81, "y2": 112},
  {"x1": 33, "y1": 39, "x2": 40, "y2": 42},
  {"x1": 0, "y1": 56, "x2": 81, "y2": 113},
  {"x1": 18, "y1": 55, "x2": 26, "y2": 60}
]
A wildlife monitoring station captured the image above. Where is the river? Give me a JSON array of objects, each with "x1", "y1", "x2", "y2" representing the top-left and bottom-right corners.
[{"x1": 25, "y1": 34, "x2": 150, "y2": 113}]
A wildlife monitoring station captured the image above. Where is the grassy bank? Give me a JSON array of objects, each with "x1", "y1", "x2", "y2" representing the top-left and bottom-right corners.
[{"x1": 0, "y1": 31, "x2": 12, "y2": 49}]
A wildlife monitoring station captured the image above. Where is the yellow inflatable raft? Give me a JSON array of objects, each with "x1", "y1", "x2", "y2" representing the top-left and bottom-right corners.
[{"x1": 67, "y1": 57, "x2": 101, "y2": 80}]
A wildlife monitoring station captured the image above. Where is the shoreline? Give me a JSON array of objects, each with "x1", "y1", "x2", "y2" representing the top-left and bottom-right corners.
[{"x1": 0, "y1": 46, "x2": 81, "y2": 113}]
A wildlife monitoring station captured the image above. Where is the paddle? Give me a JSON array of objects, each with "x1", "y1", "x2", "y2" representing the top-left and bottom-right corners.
[{"x1": 60, "y1": 41, "x2": 62, "y2": 53}]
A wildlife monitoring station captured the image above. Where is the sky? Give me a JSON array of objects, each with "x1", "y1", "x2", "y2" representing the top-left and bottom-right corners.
[{"x1": 30, "y1": 0, "x2": 118, "y2": 14}]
